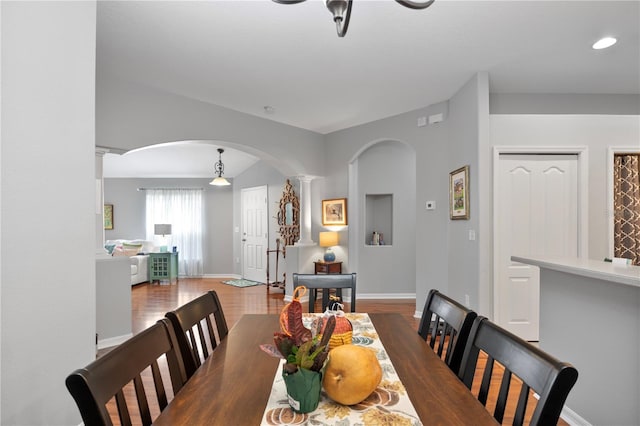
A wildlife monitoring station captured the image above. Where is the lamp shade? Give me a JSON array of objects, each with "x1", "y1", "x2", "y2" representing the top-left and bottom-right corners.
[
  {"x1": 319, "y1": 231, "x2": 339, "y2": 247},
  {"x1": 154, "y1": 224, "x2": 172, "y2": 236},
  {"x1": 209, "y1": 176, "x2": 231, "y2": 186}
]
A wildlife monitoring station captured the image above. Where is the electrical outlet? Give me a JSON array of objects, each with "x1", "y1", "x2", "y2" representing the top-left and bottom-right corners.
[
  {"x1": 417, "y1": 116, "x2": 427, "y2": 127},
  {"x1": 468, "y1": 230, "x2": 476, "y2": 241}
]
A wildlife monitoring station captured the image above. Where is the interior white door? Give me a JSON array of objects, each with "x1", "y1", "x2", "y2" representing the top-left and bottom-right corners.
[
  {"x1": 241, "y1": 185, "x2": 268, "y2": 282},
  {"x1": 496, "y1": 154, "x2": 578, "y2": 341}
]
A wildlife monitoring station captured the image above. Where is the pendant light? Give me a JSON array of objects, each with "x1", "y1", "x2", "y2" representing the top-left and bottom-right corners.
[{"x1": 210, "y1": 148, "x2": 231, "y2": 186}]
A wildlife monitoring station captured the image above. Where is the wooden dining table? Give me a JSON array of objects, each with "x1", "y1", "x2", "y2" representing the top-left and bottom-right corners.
[{"x1": 154, "y1": 313, "x2": 497, "y2": 425}]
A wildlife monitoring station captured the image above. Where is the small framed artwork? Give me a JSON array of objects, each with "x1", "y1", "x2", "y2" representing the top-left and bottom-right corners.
[
  {"x1": 104, "y1": 204, "x2": 114, "y2": 230},
  {"x1": 322, "y1": 198, "x2": 348, "y2": 226},
  {"x1": 449, "y1": 166, "x2": 469, "y2": 220}
]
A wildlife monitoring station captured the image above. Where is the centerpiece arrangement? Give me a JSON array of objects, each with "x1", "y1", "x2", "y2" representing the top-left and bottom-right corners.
[{"x1": 260, "y1": 286, "x2": 336, "y2": 413}]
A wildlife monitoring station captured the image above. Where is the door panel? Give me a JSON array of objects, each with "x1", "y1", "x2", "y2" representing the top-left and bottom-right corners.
[
  {"x1": 241, "y1": 186, "x2": 268, "y2": 282},
  {"x1": 497, "y1": 155, "x2": 577, "y2": 340}
]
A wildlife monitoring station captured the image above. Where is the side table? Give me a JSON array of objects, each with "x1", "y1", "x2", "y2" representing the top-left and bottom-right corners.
[
  {"x1": 149, "y1": 252, "x2": 178, "y2": 284},
  {"x1": 314, "y1": 261, "x2": 342, "y2": 274},
  {"x1": 312, "y1": 261, "x2": 343, "y2": 307}
]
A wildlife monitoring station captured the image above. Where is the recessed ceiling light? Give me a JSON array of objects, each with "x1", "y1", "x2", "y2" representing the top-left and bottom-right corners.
[
  {"x1": 263, "y1": 106, "x2": 276, "y2": 114},
  {"x1": 592, "y1": 37, "x2": 617, "y2": 50}
]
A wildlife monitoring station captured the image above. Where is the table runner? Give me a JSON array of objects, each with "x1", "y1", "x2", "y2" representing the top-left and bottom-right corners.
[{"x1": 260, "y1": 313, "x2": 423, "y2": 426}]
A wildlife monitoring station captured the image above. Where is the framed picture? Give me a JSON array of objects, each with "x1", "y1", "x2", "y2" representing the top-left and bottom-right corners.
[
  {"x1": 449, "y1": 166, "x2": 469, "y2": 220},
  {"x1": 322, "y1": 198, "x2": 348, "y2": 226},
  {"x1": 104, "y1": 204, "x2": 114, "y2": 230}
]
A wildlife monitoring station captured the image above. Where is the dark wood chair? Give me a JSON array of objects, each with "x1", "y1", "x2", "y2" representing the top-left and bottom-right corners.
[
  {"x1": 292, "y1": 273, "x2": 357, "y2": 312},
  {"x1": 417, "y1": 289, "x2": 477, "y2": 375},
  {"x1": 65, "y1": 319, "x2": 187, "y2": 426},
  {"x1": 458, "y1": 316, "x2": 578, "y2": 426},
  {"x1": 165, "y1": 290, "x2": 229, "y2": 378}
]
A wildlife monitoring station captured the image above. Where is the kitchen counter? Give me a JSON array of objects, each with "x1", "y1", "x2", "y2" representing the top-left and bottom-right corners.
[{"x1": 512, "y1": 255, "x2": 639, "y2": 426}]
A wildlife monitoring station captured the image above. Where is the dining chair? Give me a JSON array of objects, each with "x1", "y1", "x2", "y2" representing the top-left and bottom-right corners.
[
  {"x1": 165, "y1": 290, "x2": 229, "y2": 378},
  {"x1": 292, "y1": 273, "x2": 357, "y2": 312},
  {"x1": 458, "y1": 316, "x2": 578, "y2": 426},
  {"x1": 65, "y1": 318, "x2": 187, "y2": 426},
  {"x1": 417, "y1": 289, "x2": 477, "y2": 375}
]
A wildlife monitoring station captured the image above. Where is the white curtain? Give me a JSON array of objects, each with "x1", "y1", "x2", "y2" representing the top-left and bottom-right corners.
[{"x1": 145, "y1": 189, "x2": 203, "y2": 277}]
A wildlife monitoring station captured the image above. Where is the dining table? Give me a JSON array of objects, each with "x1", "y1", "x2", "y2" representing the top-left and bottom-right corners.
[{"x1": 153, "y1": 313, "x2": 497, "y2": 425}]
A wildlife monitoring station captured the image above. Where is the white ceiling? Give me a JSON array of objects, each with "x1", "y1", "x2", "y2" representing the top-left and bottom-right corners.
[
  {"x1": 103, "y1": 142, "x2": 259, "y2": 178},
  {"x1": 98, "y1": 0, "x2": 640, "y2": 177}
]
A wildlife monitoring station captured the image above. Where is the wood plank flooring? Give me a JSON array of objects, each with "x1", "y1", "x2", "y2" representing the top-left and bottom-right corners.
[{"x1": 100, "y1": 278, "x2": 568, "y2": 425}]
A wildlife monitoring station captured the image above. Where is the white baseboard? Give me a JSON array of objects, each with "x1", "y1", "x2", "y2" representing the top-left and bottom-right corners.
[
  {"x1": 414, "y1": 310, "x2": 423, "y2": 319},
  {"x1": 97, "y1": 333, "x2": 132, "y2": 350},
  {"x1": 357, "y1": 293, "x2": 416, "y2": 300},
  {"x1": 560, "y1": 406, "x2": 592, "y2": 426},
  {"x1": 200, "y1": 274, "x2": 242, "y2": 279}
]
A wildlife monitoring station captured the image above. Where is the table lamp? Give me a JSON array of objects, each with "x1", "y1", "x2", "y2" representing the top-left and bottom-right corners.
[
  {"x1": 154, "y1": 223, "x2": 172, "y2": 252},
  {"x1": 319, "y1": 231, "x2": 339, "y2": 262}
]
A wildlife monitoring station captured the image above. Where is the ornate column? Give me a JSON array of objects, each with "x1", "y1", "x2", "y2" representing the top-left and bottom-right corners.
[{"x1": 295, "y1": 175, "x2": 316, "y2": 246}]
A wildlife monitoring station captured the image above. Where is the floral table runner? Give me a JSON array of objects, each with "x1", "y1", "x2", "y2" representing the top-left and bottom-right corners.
[{"x1": 260, "y1": 313, "x2": 423, "y2": 426}]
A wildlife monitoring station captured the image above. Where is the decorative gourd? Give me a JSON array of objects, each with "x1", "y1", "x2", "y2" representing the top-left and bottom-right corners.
[{"x1": 318, "y1": 296, "x2": 353, "y2": 350}]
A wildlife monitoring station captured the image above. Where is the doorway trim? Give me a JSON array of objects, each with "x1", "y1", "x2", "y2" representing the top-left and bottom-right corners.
[
  {"x1": 607, "y1": 147, "x2": 640, "y2": 258},
  {"x1": 492, "y1": 146, "x2": 588, "y2": 321}
]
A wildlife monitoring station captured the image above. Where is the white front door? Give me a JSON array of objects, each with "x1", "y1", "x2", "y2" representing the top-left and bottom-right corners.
[
  {"x1": 496, "y1": 154, "x2": 578, "y2": 341},
  {"x1": 241, "y1": 186, "x2": 268, "y2": 282}
]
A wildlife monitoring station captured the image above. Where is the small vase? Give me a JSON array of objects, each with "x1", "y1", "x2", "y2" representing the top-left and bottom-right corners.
[{"x1": 282, "y1": 368, "x2": 323, "y2": 413}]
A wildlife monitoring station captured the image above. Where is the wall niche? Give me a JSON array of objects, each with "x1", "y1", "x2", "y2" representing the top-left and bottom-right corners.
[{"x1": 365, "y1": 193, "x2": 392, "y2": 246}]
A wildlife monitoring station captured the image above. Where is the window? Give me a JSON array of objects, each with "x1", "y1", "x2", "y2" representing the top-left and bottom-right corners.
[{"x1": 145, "y1": 189, "x2": 203, "y2": 276}]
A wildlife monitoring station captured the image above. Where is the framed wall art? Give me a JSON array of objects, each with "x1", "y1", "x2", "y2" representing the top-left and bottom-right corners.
[
  {"x1": 449, "y1": 166, "x2": 469, "y2": 220},
  {"x1": 104, "y1": 204, "x2": 114, "y2": 230},
  {"x1": 322, "y1": 198, "x2": 348, "y2": 226}
]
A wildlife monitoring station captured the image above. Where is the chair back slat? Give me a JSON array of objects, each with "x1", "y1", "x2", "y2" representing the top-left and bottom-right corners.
[
  {"x1": 165, "y1": 290, "x2": 229, "y2": 378},
  {"x1": 195, "y1": 321, "x2": 209, "y2": 361},
  {"x1": 514, "y1": 383, "x2": 530, "y2": 425},
  {"x1": 418, "y1": 289, "x2": 477, "y2": 375},
  {"x1": 205, "y1": 316, "x2": 218, "y2": 350},
  {"x1": 494, "y1": 368, "x2": 512, "y2": 423},
  {"x1": 478, "y1": 355, "x2": 494, "y2": 405},
  {"x1": 459, "y1": 317, "x2": 578, "y2": 426},
  {"x1": 66, "y1": 319, "x2": 187, "y2": 426},
  {"x1": 115, "y1": 390, "x2": 131, "y2": 426},
  {"x1": 149, "y1": 361, "x2": 168, "y2": 409},
  {"x1": 133, "y1": 375, "x2": 152, "y2": 426}
]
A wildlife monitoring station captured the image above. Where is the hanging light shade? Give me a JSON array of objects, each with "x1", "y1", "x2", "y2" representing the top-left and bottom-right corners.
[
  {"x1": 272, "y1": 0, "x2": 435, "y2": 38},
  {"x1": 209, "y1": 148, "x2": 231, "y2": 186}
]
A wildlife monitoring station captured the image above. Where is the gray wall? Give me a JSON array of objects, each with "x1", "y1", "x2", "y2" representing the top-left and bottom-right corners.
[
  {"x1": 356, "y1": 141, "x2": 416, "y2": 295},
  {"x1": 96, "y1": 73, "x2": 326, "y2": 177},
  {"x1": 324, "y1": 100, "x2": 451, "y2": 311},
  {"x1": 104, "y1": 177, "x2": 235, "y2": 275},
  {"x1": 1, "y1": 2, "x2": 97, "y2": 424}
]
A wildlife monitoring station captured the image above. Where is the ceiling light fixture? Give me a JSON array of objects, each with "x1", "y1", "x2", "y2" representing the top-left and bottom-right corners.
[
  {"x1": 209, "y1": 148, "x2": 231, "y2": 186},
  {"x1": 592, "y1": 37, "x2": 617, "y2": 50},
  {"x1": 272, "y1": 0, "x2": 435, "y2": 38}
]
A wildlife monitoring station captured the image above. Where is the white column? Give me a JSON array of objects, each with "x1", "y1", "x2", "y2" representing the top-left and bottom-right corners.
[
  {"x1": 295, "y1": 175, "x2": 316, "y2": 246},
  {"x1": 96, "y1": 147, "x2": 110, "y2": 256}
]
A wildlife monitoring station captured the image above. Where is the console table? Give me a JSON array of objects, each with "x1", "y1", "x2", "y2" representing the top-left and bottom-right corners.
[{"x1": 149, "y1": 252, "x2": 178, "y2": 284}]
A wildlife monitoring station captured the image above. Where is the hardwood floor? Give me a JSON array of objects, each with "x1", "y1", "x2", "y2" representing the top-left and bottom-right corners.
[{"x1": 102, "y1": 278, "x2": 568, "y2": 425}]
